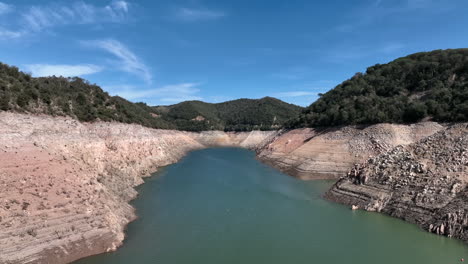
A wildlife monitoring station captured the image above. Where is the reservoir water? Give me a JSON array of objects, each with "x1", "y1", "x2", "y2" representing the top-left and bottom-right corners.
[{"x1": 75, "y1": 148, "x2": 467, "y2": 264}]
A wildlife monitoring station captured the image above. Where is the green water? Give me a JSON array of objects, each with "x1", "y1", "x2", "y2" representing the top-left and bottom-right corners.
[{"x1": 75, "y1": 148, "x2": 467, "y2": 264}]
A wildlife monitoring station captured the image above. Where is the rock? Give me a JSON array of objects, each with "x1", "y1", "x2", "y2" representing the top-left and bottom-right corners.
[
  {"x1": 326, "y1": 123, "x2": 468, "y2": 243},
  {"x1": 0, "y1": 112, "x2": 276, "y2": 264},
  {"x1": 256, "y1": 122, "x2": 443, "y2": 180}
]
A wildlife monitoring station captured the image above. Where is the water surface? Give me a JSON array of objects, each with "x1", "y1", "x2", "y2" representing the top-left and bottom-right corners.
[{"x1": 76, "y1": 148, "x2": 467, "y2": 264}]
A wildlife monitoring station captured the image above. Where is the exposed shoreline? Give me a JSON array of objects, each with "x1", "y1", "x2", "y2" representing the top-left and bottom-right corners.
[
  {"x1": 0, "y1": 112, "x2": 277, "y2": 264},
  {"x1": 325, "y1": 123, "x2": 468, "y2": 243},
  {"x1": 0, "y1": 112, "x2": 454, "y2": 263}
]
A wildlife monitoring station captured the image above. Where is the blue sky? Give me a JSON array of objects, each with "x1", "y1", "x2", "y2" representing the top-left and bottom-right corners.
[{"x1": 0, "y1": 0, "x2": 467, "y2": 106}]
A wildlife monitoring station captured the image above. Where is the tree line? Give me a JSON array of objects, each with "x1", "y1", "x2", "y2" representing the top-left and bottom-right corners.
[{"x1": 287, "y1": 49, "x2": 468, "y2": 128}]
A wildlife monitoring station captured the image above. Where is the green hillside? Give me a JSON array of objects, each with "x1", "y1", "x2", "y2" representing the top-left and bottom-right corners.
[
  {"x1": 6, "y1": 48, "x2": 466, "y2": 132},
  {"x1": 288, "y1": 49, "x2": 468, "y2": 128},
  {"x1": 0, "y1": 63, "x2": 175, "y2": 129},
  {"x1": 0, "y1": 62, "x2": 302, "y2": 131},
  {"x1": 153, "y1": 97, "x2": 303, "y2": 131}
]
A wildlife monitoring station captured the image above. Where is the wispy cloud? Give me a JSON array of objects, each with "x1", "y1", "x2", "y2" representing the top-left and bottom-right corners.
[
  {"x1": 0, "y1": 2, "x2": 12, "y2": 15},
  {"x1": 105, "y1": 83, "x2": 202, "y2": 104},
  {"x1": 109, "y1": 1, "x2": 129, "y2": 13},
  {"x1": 25, "y1": 64, "x2": 103, "y2": 77},
  {"x1": 173, "y1": 7, "x2": 226, "y2": 22},
  {"x1": 21, "y1": 1, "x2": 130, "y2": 32},
  {"x1": 0, "y1": 27, "x2": 24, "y2": 39},
  {"x1": 0, "y1": 1, "x2": 131, "y2": 39},
  {"x1": 84, "y1": 39, "x2": 152, "y2": 83}
]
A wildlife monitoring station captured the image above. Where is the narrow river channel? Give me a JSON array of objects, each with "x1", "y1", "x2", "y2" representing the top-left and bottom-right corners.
[{"x1": 75, "y1": 148, "x2": 468, "y2": 264}]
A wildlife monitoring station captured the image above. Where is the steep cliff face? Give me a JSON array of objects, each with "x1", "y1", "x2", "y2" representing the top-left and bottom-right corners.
[
  {"x1": 0, "y1": 113, "x2": 275, "y2": 264},
  {"x1": 256, "y1": 122, "x2": 444, "y2": 179},
  {"x1": 326, "y1": 123, "x2": 468, "y2": 241}
]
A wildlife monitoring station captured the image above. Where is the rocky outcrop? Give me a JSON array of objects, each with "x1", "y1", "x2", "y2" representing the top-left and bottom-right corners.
[
  {"x1": 326, "y1": 123, "x2": 468, "y2": 241},
  {"x1": 0, "y1": 111, "x2": 458, "y2": 264},
  {"x1": 0, "y1": 112, "x2": 275, "y2": 264},
  {"x1": 256, "y1": 122, "x2": 444, "y2": 179}
]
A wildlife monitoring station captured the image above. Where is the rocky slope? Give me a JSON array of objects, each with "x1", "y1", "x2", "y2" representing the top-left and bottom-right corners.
[
  {"x1": 256, "y1": 122, "x2": 444, "y2": 179},
  {"x1": 0, "y1": 111, "x2": 455, "y2": 264},
  {"x1": 0, "y1": 112, "x2": 276, "y2": 264},
  {"x1": 326, "y1": 123, "x2": 468, "y2": 241}
]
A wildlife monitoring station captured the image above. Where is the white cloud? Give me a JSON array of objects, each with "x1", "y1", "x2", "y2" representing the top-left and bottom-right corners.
[
  {"x1": 104, "y1": 0, "x2": 130, "y2": 21},
  {"x1": 0, "y1": 28, "x2": 24, "y2": 39},
  {"x1": 0, "y1": 2, "x2": 12, "y2": 15},
  {"x1": 85, "y1": 39, "x2": 152, "y2": 83},
  {"x1": 25, "y1": 64, "x2": 103, "y2": 77},
  {"x1": 0, "y1": 1, "x2": 130, "y2": 39},
  {"x1": 111, "y1": 1, "x2": 129, "y2": 13},
  {"x1": 105, "y1": 83, "x2": 202, "y2": 104},
  {"x1": 174, "y1": 7, "x2": 226, "y2": 22},
  {"x1": 22, "y1": 6, "x2": 54, "y2": 32},
  {"x1": 22, "y1": 1, "x2": 130, "y2": 32}
]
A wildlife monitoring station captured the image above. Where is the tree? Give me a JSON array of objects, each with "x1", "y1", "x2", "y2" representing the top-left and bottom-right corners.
[
  {"x1": 0, "y1": 92, "x2": 10, "y2": 110},
  {"x1": 403, "y1": 102, "x2": 427, "y2": 123}
]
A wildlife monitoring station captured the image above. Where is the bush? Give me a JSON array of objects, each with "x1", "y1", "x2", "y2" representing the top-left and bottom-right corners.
[
  {"x1": 404, "y1": 102, "x2": 427, "y2": 123},
  {"x1": 0, "y1": 92, "x2": 10, "y2": 110}
]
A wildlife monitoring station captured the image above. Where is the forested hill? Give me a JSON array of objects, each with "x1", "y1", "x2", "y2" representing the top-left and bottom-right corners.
[
  {"x1": 287, "y1": 49, "x2": 468, "y2": 128},
  {"x1": 0, "y1": 62, "x2": 302, "y2": 131},
  {"x1": 0, "y1": 63, "x2": 176, "y2": 129},
  {"x1": 153, "y1": 97, "x2": 303, "y2": 131}
]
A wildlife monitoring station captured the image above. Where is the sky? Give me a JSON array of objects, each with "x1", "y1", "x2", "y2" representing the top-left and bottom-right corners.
[{"x1": 0, "y1": 0, "x2": 467, "y2": 106}]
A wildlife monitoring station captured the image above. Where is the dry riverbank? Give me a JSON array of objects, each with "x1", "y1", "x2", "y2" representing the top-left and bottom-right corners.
[
  {"x1": 0, "y1": 112, "x2": 275, "y2": 264},
  {"x1": 326, "y1": 123, "x2": 468, "y2": 242},
  {"x1": 0, "y1": 112, "x2": 452, "y2": 263},
  {"x1": 255, "y1": 122, "x2": 444, "y2": 179}
]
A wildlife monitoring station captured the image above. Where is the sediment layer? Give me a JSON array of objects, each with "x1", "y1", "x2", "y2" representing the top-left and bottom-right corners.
[
  {"x1": 0, "y1": 112, "x2": 456, "y2": 263},
  {"x1": 0, "y1": 112, "x2": 275, "y2": 264},
  {"x1": 255, "y1": 122, "x2": 444, "y2": 179},
  {"x1": 326, "y1": 123, "x2": 468, "y2": 242}
]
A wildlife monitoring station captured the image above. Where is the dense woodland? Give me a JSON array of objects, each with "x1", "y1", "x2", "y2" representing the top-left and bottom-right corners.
[
  {"x1": 288, "y1": 49, "x2": 468, "y2": 128},
  {"x1": 0, "y1": 63, "x2": 301, "y2": 131},
  {"x1": 2, "y1": 48, "x2": 468, "y2": 131},
  {"x1": 153, "y1": 98, "x2": 303, "y2": 131},
  {"x1": 0, "y1": 63, "x2": 175, "y2": 129}
]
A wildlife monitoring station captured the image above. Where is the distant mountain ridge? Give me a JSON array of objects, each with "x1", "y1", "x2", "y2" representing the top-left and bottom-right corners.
[
  {"x1": 0, "y1": 62, "x2": 302, "y2": 131},
  {"x1": 153, "y1": 97, "x2": 303, "y2": 131},
  {"x1": 288, "y1": 48, "x2": 468, "y2": 128},
  {"x1": 2, "y1": 48, "x2": 468, "y2": 131}
]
